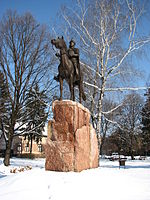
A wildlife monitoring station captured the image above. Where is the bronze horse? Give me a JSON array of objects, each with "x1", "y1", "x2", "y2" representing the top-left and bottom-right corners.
[{"x1": 51, "y1": 36, "x2": 86, "y2": 103}]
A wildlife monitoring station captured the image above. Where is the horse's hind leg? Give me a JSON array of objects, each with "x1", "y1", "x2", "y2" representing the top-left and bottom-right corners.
[
  {"x1": 73, "y1": 85, "x2": 75, "y2": 101},
  {"x1": 79, "y1": 80, "x2": 86, "y2": 102},
  {"x1": 59, "y1": 77, "x2": 63, "y2": 101},
  {"x1": 69, "y1": 76, "x2": 74, "y2": 101},
  {"x1": 78, "y1": 80, "x2": 82, "y2": 103}
]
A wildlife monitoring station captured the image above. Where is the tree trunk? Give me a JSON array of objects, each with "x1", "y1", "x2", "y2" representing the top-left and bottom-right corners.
[
  {"x1": 97, "y1": 99, "x2": 103, "y2": 156},
  {"x1": 131, "y1": 152, "x2": 135, "y2": 160},
  {"x1": 100, "y1": 137, "x2": 105, "y2": 155},
  {"x1": 90, "y1": 54, "x2": 100, "y2": 129},
  {"x1": 131, "y1": 150, "x2": 134, "y2": 160},
  {"x1": 130, "y1": 133, "x2": 135, "y2": 160},
  {"x1": 30, "y1": 135, "x2": 33, "y2": 155},
  {"x1": 97, "y1": 78, "x2": 105, "y2": 155},
  {"x1": 130, "y1": 148, "x2": 135, "y2": 160},
  {"x1": 3, "y1": 136, "x2": 13, "y2": 166}
]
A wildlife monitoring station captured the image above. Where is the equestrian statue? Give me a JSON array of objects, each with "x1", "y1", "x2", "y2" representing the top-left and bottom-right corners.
[{"x1": 51, "y1": 36, "x2": 86, "y2": 103}]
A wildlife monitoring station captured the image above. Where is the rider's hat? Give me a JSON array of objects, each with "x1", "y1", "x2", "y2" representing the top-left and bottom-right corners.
[{"x1": 69, "y1": 39, "x2": 76, "y2": 46}]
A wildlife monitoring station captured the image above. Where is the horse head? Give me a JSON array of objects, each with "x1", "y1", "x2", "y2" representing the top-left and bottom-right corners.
[{"x1": 51, "y1": 36, "x2": 67, "y2": 50}]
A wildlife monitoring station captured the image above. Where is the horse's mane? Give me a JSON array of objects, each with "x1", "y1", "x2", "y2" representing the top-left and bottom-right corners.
[{"x1": 62, "y1": 39, "x2": 67, "y2": 51}]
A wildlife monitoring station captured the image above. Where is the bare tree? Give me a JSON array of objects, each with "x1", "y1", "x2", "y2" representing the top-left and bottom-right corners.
[
  {"x1": 100, "y1": 99, "x2": 118, "y2": 154},
  {"x1": 0, "y1": 71, "x2": 10, "y2": 142},
  {"x1": 60, "y1": 0, "x2": 150, "y2": 153},
  {"x1": 116, "y1": 93, "x2": 143, "y2": 159},
  {"x1": 0, "y1": 10, "x2": 53, "y2": 166}
]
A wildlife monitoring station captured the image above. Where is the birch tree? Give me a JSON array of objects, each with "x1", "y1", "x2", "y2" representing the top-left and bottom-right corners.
[
  {"x1": 0, "y1": 11, "x2": 53, "y2": 166},
  {"x1": 61, "y1": 0, "x2": 150, "y2": 152},
  {"x1": 99, "y1": 99, "x2": 117, "y2": 154}
]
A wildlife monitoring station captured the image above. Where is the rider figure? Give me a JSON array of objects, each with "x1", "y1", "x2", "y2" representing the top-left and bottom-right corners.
[
  {"x1": 68, "y1": 39, "x2": 80, "y2": 78},
  {"x1": 54, "y1": 39, "x2": 80, "y2": 81}
]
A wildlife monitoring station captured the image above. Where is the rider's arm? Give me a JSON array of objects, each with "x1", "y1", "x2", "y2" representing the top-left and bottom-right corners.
[{"x1": 68, "y1": 48, "x2": 79, "y2": 58}]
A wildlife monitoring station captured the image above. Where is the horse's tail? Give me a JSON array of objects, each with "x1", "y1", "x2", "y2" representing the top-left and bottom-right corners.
[{"x1": 79, "y1": 70, "x2": 86, "y2": 101}]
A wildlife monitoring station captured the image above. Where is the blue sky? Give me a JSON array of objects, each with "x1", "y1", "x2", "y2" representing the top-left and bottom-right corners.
[
  {"x1": 0, "y1": 0, "x2": 150, "y2": 87},
  {"x1": 0, "y1": 0, "x2": 70, "y2": 24}
]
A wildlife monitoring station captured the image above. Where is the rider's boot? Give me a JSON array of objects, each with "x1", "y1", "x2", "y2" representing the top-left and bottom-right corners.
[{"x1": 54, "y1": 75, "x2": 59, "y2": 82}]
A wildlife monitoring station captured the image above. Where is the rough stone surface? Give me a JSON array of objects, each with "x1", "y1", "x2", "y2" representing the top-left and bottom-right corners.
[
  {"x1": 45, "y1": 100, "x2": 99, "y2": 172},
  {"x1": 89, "y1": 125, "x2": 99, "y2": 168},
  {"x1": 45, "y1": 140, "x2": 74, "y2": 171},
  {"x1": 74, "y1": 126, "x2": 90, "y2": 172}
]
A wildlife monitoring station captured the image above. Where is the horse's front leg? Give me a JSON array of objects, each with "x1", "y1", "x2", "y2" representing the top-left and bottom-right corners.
[{"x1": 59, "y1": 77, "x2": 63, "y2": 101}]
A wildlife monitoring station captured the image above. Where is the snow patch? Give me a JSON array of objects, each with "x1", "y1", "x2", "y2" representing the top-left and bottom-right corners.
[{"x1": 0, "y1": 157, "x2": 150, "y2": 200}]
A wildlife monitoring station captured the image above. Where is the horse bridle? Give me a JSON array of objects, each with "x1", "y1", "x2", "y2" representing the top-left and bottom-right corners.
[{"x1": 52, "y1": 43, "x2": 68, "y2": 57}]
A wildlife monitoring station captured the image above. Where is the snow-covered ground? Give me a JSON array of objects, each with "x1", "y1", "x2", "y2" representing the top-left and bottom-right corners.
[{"x1": 0, "y1": 157, "x2": 150, "y2": 200}]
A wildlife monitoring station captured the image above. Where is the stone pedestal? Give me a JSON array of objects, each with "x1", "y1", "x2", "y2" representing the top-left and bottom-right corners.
[{"x1": 45, "y1": 100, "x2": 99, "y2": 172}]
